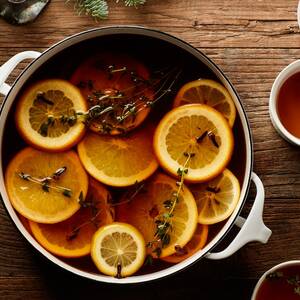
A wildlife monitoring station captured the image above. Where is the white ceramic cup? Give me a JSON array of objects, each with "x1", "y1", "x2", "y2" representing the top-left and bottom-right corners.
[
  {"x1": 269, "y1": 60, "x2": 300, "y2": 146},
  {"x1": 251, "y1": 260, "x2": 300, "y2": 300}
]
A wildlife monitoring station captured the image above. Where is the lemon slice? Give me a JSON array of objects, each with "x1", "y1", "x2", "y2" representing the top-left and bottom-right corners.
[
  {"x1": 191, "y1": 169, "x2": 240, "y2": 224},
  {"x1": 116, "y1": 173, "x2": 198, "y2": 258},
  {"x1": 5, "y1": 147, "x2": 88, "y2": 224},
  {"x1": 91, "y1": 222, "x2": 146, "y2": 277},
  {"x1": 77, "y1": 126, "x2": 158, "y2": 187},
  {"x1": 29, "y1": 178, "x2": 114, "y2": 258},
  {"x1": 173, "y1": 79, "x2": 236, "y2": 127},
  {"x1": 15, "y1": 79, "x2": 87, "y2": 151},
  {"x1": 154, "y1": 104, "x2": 234, "y2": 183}
]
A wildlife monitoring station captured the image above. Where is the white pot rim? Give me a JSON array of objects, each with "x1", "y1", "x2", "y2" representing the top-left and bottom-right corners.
[
  {"x1": 269, "y1": 59, "x2": 300, "y2": 146},
  {"x1": 251, "y1": 260, "x2": 300, "y2": 300}
]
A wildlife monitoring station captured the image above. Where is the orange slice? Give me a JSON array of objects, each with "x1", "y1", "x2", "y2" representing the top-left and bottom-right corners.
[
  {"x1": 173, "y1": 79, "x2": 236, "y2": 127},
  {"x1": 116, "y1": 173, "x2": 198, "y2": 258},
  {"x1": 29, "y1": 178, "x2": 114, "y2": 258},
  {"x1": 5, "y1": 147, "x2": 88, "y2": 224},
  {"x1": 15, "y1": 79, "x2": 87, "y2": 152},
  {"x1": 191, "y1": 169, "x2": 240, "y2": 224},
  {"x1": 70, "y1": 53, "x2": 152, "y2": 135},
  {"x1": 77, "y1": 125, "x2": 158, "y2": 187},
  {"x1": 161, "y1": 224, "x2": 208, "y2": 263},
  {"x1": 154, "y1": 104, "x2": 234, "y2": 182},
  {"x1": 91, "y1": 222, "x2": 146, "y2": 277}
]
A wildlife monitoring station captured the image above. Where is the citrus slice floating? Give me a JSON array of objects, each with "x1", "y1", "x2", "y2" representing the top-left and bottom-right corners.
[
  {"x1": 173, "y1": 79, "x2": 236, "y2": 127},
  {"x1": 70, "y1": 53, "x2": 152, "y2": 135},
  {"x1": 154, "y1": 104, "x2": 234, "y2": 183},
  {"x1": 77, "y1": 125, "x2": 158, "y2": 187},
  {"x1": 116, "y1": 173, "x2": 198, "y2": 258},
  {"x1": 191, "y1": 169, "x2": 240, "y2": 224},
  {"x1": 161, "y1": 224, "x2": 208, "y2": 263},
  {"x1": 29, "y1": 178, "x2": 114, "y2": 258},
  {"x1": 5, "y1": 147, "x2": 88, "y2": 224},
  {"x1": 15, "y1": 79, "x2": 87, "y2": 152},
  {"x1": 91, "y1": 222, "x2": 146, "y2": 277}
]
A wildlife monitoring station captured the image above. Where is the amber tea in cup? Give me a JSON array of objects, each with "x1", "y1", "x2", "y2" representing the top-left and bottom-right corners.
[{"x1": 277, "y1": 72, "x2": 300, "y2": 139}]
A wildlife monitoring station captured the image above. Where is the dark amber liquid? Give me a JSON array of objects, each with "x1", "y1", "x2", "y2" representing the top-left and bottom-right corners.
[
  {"x1": 277, "y1": 72, "x2": 300, "y2": 138},
  {"x1": 256, "y1": 265, "x2": 300, "y2": 300}
]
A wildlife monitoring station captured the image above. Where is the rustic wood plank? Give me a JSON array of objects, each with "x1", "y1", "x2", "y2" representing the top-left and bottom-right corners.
[
  {"x1": 1, "y1": 0, "x2": 300, "y2": 298},
  {"x1": 0, "y1": 0, "x2": 299, "y2": 49}
]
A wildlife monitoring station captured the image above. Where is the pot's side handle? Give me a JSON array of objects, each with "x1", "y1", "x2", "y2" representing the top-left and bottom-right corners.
[
  {"x1": 205, "y1": 172, "x2": 272, "y2": 260},
  {"x1": 0, "y1": 51, "x2": 41, "y2": 96}
]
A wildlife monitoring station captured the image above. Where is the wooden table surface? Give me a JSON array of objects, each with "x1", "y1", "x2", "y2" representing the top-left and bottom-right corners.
[{"x1": 1, "y1": 1, "x2": 300, "y2": 299}]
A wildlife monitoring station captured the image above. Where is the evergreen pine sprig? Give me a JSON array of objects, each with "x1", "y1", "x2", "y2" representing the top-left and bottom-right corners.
[
  {"x1": 118, "y1": 0, "x2": 146, "y2": 7},
  {"x1": 72, "y1": 0, "x2": 108, "y2": 19},
  {"x1": 71, "y1": 0, "x2": 147, "y2": 20}
]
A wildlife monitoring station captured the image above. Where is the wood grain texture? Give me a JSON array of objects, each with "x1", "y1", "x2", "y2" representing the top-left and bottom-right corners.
[{"x1": 1, "y1": 0, "x2": 300, "y2": 299}]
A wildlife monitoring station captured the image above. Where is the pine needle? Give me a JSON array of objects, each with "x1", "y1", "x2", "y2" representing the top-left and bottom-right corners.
[
  {"x1": 120, "y1": 0, "x2": 146, "y2": 7},
  {"x1": 72, "y1": 0, "x2": 109, "y2": 19},
  {"x1": 69, "y1": 0, "x2": 147, "y2": 20}
]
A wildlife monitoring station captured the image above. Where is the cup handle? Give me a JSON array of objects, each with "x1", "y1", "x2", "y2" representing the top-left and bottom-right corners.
[
  {"x1": 0, "y1": 51, "x2": 41, "y2": 96},
  {"x1": 205, "y1": 172, "x2": 272, "y2": 260}
]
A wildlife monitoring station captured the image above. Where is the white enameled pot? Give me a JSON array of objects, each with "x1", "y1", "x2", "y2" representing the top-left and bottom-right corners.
[{"x1": 0, "y1": 26, "x2": 272, "y2": 284}]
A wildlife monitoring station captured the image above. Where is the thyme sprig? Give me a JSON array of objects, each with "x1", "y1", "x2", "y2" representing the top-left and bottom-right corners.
[
  {"x1": 18, "y1": 167, "x2": 72, "y2": 197},
  {"x1": 111, "y1": 181, "x2": 145, "y2": 207},
  {"x1": 67, "y1": 191, "x2": 103, "y2": 240},
  {"x1": 37, "y1": 66, "x2": 181, "y2": 136},
  {"x1": 147, "y1": 152, "x2": 195, "y2": 257},
  {"x1": 66, "y1": 209, "x2": 102, "y2": 241}
]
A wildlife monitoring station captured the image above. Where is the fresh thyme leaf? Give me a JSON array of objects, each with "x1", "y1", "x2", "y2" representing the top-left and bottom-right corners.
[
  {"x1": 62, "y1": 189, "x2": 72, "y2": 198},
  {"x1": 147, "y1": 152, "x2": 194, "y2": 257},
  {"x1": 144, "y1": 254, "x2": 153, "y2": 266},
  {"x1": 163, "y1": 200, "x2": 173, "y2": 209},
  {"x1": 161, "y1": 233, "x2": 170, "y2": 246}
]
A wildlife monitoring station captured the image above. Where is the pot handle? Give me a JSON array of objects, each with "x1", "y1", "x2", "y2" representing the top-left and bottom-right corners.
[
  {"x1": 0, "y1": 51, "x2": 41, "y2": 96},
  {"x1": 205, "y1": 172, "x2": 272, "y2": 260}
]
